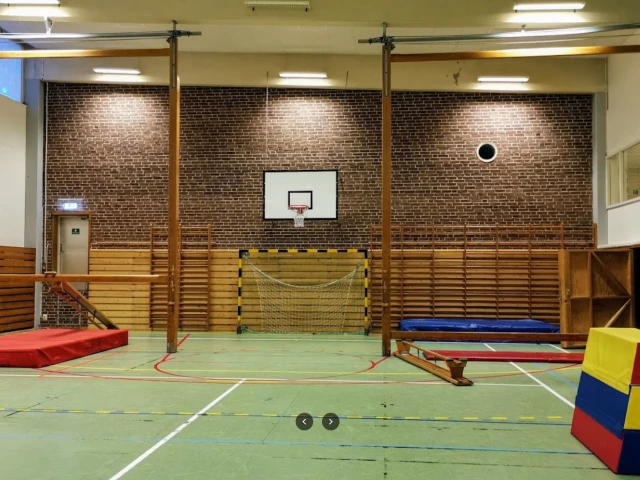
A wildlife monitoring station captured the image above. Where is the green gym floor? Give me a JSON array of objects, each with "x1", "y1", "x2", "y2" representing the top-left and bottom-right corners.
[{"x1": 0, "y1": 333, "x2": 630, "y2": 480}]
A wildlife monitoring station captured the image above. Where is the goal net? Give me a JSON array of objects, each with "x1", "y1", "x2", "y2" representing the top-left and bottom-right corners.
[{"x1": 242, "y1": 254, "x2": 364, "y2": 334}]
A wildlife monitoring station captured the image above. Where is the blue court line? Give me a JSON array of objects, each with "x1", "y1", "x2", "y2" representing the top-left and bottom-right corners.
[
  {"x1": 123, "y1": 437, "x2": 593, "y2": 455},
  {"x1": 0, "y1": 433, "x2": 591, "y2": 455},
  {"x1": 535, "y1": 363, "x2": 579, "y2": 390}
]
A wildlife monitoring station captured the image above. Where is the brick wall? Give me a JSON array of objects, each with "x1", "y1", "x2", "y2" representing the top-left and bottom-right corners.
[{"x1": 45, "y1": 84, "x2": 593, "y2": 249}]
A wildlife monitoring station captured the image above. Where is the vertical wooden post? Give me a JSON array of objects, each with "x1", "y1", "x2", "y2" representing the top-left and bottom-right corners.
[
  {"x1": 167, "y1": 35, "x2": 180, "y2": 353},
  {"x1": 381, "y1": 43, "x2": 392, "y2": 356}
]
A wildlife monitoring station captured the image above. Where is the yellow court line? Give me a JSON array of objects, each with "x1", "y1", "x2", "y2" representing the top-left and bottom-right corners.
[
  {"x1": 0, "y1": 407, "x2": 567, "y2": 422},
  {"x1": 61, "y1": 366, "x2": 582, "y2": 376}
]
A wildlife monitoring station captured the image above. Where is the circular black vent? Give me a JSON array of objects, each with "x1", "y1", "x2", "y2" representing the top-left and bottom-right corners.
[{"x1": 477, "y1": 143, "x2": 497, "y2": 163}]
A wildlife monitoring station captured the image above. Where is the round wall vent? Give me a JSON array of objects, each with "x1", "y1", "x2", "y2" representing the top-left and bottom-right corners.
[{"x1": 476, "y1": 143, "x2": 498, "y2": 163}]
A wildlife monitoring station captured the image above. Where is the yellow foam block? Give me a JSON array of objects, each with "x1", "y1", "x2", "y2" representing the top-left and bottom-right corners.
[
  {"x1": 626, "y1": 386, "x2": 640, "y2": 430},
  {"x1": 582, "y1": 328, "x2": 640, "y2": 395}
]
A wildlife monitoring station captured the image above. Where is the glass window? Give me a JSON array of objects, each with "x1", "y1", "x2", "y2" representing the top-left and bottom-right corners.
[
  {"x1": 0, "y1": 40, "x2": 23, "y2": 103},
  {"x1": 623, "y1": 143, "x2": 640, "y2": 202},
  {"x1": 609, "y1": 141, "x2": 640, "y2": 206},
  {"x1": 608, "y1": 154, "x2": 621, "y2": 205}
]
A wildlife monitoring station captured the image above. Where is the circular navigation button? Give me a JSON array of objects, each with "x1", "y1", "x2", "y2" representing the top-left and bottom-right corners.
[
  {"x1": 322, "y1": 413, "x2": 340, "y2": 431},
  {"x1": 296, "y1": 413, "x2": 314, "y2": 431}
]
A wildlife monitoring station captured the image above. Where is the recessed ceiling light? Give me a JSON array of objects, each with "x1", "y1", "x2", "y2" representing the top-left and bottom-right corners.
[
  {"x1": 514, "y1": 3, "x2": 585, "y2": 11},
  {"x1": 478, "y1": 76, "x2": 530, "y2": 83},
  {"x1": 0, "y1": 0, "x2": 60, "y2": 4},
  {"x1": 93, "y1": 68, "x2": 141, "y2": 75},
  {"x1": 279, "y1": 72, "x2": 327, "y2": 79}
]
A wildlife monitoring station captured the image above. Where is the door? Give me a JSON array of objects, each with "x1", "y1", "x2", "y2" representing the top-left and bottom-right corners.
[{"x1": 58, "y1": 216, "x2": 90, "y2": 291}]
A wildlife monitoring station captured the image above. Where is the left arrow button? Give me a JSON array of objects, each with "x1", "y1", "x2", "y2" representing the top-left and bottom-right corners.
[{"x1": 296, "y1": 413, "x2": 313, "y2": 431}]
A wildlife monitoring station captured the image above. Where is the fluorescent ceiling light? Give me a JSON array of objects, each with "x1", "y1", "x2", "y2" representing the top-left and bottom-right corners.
[
  {"x1": 478, "y1": 76, "x2": 530, "y2": 83},
  {"x1": 245, "y1": 1, "x2": 310, "y2": 9},
  {"x1": 279, "y1": 72, "x2": 327, "y2": 79},
  {"x1": 514, "y1": 3, "x2": 585, "y2": 11},
  {"x1": 0, "y1": 0, "x2": 60, "y2": 4},
  {"x1": 94, "y1": 68, "x2": 141, "y2": 75}
]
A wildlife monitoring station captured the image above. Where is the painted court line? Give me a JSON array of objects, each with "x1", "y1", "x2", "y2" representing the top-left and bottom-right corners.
[
  {"x1": 484, "y1": 344, "x2": 575, "y2": 409},
  {"x1": 0, "y1": 373, "x2": 541, "y2": 387},
  {"x1": 108, "y1": 379, "x2": 244, "y2": 480},
  {"x1": 129, "y1": 336, "x2": 375, "y2": 343},
  {"x1": 548, "y1": 343, "x2": 570, "y2": 353}
]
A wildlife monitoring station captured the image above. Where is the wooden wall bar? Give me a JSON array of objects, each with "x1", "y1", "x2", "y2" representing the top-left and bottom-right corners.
[
  {"x1": 370, "y1": 249, "x2": 560, "y2": 331},
  {"x1": 88, "y1": 250, "x2": 151, "y2": 330},
  {"x1": 88, "y1": 248, "x2": 238, "y2": 331},
  {"x1": 368, "y1": 224, "x2": 595, "y2": 332},
  {"x1": 0, "y1": 246, "x2": 36, "y2": 332}
]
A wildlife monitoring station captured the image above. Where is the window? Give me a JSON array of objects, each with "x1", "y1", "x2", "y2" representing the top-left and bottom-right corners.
[
  {"x1": 0, "y1": 40, "x2": 23, "y2": 103},
  {"x1": 608, "y1": 141, "x2": 640, "y2": 206},
  {"x1": 623, "y1": 143, "x2": 640, "y2": 203}
]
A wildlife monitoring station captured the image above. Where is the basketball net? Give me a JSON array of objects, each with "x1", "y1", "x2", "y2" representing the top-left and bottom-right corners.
[{"x1": 288, "y1": 205, "x2": 309, "y2": 228}]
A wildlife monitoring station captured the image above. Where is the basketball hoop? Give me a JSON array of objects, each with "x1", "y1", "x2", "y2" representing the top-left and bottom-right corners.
[{"x1": 288, "y1": 205, "x2": 309, "y2": 228}]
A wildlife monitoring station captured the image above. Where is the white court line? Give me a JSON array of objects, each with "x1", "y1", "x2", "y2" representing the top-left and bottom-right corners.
[
  {"x1": 128, "y1": 336, "x2": 375, "y2": 343},
  {"x1": 483, "y1": 344, "x2": 575, "y2": 409},
  {"x1": 108, "y1": 379, "x2": 244, "y2": 480},
  {"x1": 548, "y1": 343, "x2": 570, "y2": 353},
  {"x1": 0, "y1": 373, "x2": 540, "y2": 387}
]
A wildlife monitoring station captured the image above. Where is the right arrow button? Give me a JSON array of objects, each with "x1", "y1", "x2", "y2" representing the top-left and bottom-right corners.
[{"x1": 322, "y1": 413, "x2": 340, "y2": 431}]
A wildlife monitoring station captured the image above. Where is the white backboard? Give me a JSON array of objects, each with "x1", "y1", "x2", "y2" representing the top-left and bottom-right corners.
[{"x1": 263, "y1": 170, "x2": 338, "y2": 220}]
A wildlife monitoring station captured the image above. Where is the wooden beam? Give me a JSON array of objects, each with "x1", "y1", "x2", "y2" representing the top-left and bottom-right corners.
[
  {"x1": 394, "y1": 341, "x2": 473, "y2": 386},
  {"x1": 603, "y1": 299, "x2": 632, "y2": 328},
  {"x1": 591, "y1": 251, "x2": 631, "y2": 296},
  {"x1": 381, "y1": 43, "x2": 393, "y2": 357},
  {"x1": 166, "y1": 36, "x2": 181, "y2": 354},
  {"x1": 0, "y1": 49, "x2": 170, "y2": 59},
  {"x1": 0, "y1": 274, "x2": 168, "y2": 285},
  {"x1": 391, "y1": 331, "x2": 589, "y2": 342},
  {"x1": 391, "y1": 44, "x2": 640, "y2": 63}
]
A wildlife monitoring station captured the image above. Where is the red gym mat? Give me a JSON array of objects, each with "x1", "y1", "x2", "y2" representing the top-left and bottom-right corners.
[
  {"x1": 0, "y1": 329, "x2": 128, "y2": 368},
  {"x1": 424, "y1": 350, "x2": 584, "y2": 363}
]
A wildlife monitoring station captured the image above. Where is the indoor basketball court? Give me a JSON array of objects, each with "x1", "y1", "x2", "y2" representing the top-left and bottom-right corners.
[{"x1": 1, "y1": 1, "x2": 640, "y2": 479}]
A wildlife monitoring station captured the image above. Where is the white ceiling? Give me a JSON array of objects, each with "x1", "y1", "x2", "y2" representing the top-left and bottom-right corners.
[
  {"x1": 1, "y1": 21, "x2": 639, "y2": 55},
  {"x1": 0, "y1": 0, "x2": 640, "y2": 55}
]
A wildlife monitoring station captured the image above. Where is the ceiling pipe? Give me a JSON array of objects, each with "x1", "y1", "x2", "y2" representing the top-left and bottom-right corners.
[
  {"x1": 359, "y1": 23, "x2": 640, "y2": 44},
  {"x1": 0, "y1": 29, "x2": 201, "y2": 42}
]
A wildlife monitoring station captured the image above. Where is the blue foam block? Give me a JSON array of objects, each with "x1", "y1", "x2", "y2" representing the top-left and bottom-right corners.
[
  {"x1": 398, "y1": 318, "x2": 560, "y2": 334},
  {"x1": 575, "y1": 371, "x2": 629, "y2": 439},
  {"x1": 619, "y1": 430, "x2": 640, "y2": 475}
]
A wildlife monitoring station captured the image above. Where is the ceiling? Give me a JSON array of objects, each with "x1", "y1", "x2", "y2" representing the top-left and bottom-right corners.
[{"x1": 0, "y1": 0, "x2": 640, "y2": 55}]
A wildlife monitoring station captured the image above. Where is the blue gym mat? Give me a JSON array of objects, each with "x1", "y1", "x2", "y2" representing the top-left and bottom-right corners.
[{"x1": 399, "y1": 318, "x2": 560, "y2": 334}]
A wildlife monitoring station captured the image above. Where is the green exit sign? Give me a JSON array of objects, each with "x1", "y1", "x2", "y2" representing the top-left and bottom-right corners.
[{"x1": 71, "y1": 228, "x2": 80, "y2": 235}]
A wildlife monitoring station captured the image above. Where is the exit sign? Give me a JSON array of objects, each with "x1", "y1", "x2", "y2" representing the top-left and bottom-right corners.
[{"x1": 71, "y1": 228, "x2": 80, "y2": 235}]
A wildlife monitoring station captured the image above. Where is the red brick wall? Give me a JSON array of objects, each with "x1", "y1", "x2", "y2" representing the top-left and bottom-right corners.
[{"x1": 45, "y1": 84, "x2": 593, "y2": 249}]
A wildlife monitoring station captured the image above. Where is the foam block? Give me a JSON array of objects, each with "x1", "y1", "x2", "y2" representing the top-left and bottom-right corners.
[
  {"x1": 582, "y1": 328, "x2": 640, "y2": 394},
  {"x1": 627, "y1": 386, "x2": 640, "y2": 431},
  {"x1": 572, "y1": 407, "x2": 624, "y2": 473},
  {"x1": 575, "y1": 372, "x2": 629, "y2": 438},
  {"x1": 619, "y1": 429, "x2": 640, "y2": 474},
  {"x1": 0, "y1": 329, "x2": 128, "y2": 368}
]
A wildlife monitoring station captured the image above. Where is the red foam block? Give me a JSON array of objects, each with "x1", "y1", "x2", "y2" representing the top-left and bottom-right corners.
[
  {"x1": 572, "y1": 407, "x2": 622, "y2": 473},
  {"x1": 633, "y1": 344, "x2": 640, "y2": 385},
  {"x1": 0, "y1": 329, "x2": 128, "y2": 368},
  {"x1": 425, "y1": 350, "x2": 584, "y2": 363}
]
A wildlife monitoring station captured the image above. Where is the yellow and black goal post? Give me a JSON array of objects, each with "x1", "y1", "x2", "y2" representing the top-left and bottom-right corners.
[{"x1": 237, "y1": 249, "x2": 369, "y2": 335}]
